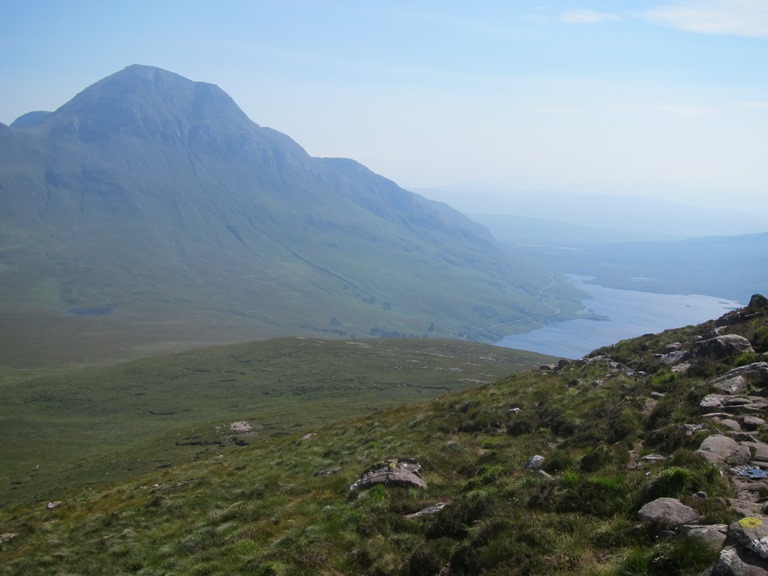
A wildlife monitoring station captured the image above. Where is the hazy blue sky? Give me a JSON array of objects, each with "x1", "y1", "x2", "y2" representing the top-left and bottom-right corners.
[{"x1": 2, "y1": 1, "x2": 766, "y2": 212}]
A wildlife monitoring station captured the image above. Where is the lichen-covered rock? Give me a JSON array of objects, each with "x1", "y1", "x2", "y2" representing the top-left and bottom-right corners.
[
  {"x1": 349, "y1": 458, "x2": 427, "y2": 491},
  {"x1": 714, "y1": 364, "x2": 768, "y2": 394},
  {"x1": 694, "y1": 335, "x2": 754, "y2": 359},
  {"x1": 711, "y1": 517, "x2": 768, "y2": 575},
  {"x1": 637, "y1": 497, "x2": 701, "y2": 529}
]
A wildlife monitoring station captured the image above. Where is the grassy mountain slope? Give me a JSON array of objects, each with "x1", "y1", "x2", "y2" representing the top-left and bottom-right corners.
[
  {"x1": 0, "y1": 337, "x2": 555, "y2": 507},
  {"x1": 2, "y1": 298, "x2": 767, "y2": 575},
  {"x1": 0, "y1": 65, "x2": 584, "y2": 367}
]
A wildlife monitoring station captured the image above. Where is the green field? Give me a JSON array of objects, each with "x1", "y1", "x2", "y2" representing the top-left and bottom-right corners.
[{"x1": 0, "y1": 337, "x2": 555, "y2": 506}]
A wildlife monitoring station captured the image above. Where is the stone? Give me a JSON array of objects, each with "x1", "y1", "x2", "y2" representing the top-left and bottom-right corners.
[
  {"x1": 657, "y1": 350, "x2": 689, "y2": 366},
  {"x1": 720, "y1": 419, "x2": 743, "y2": 432},
  {"x1": 702, "y1": 395, "x2": 731, "y2": 414},
  {"x1": 349, "y1": 458, "x2": 427, "y2": 491},
  {"x1": 637, "y1": 497, "x2": 701, "y2": 529},
  {"x1": 698, "y1": 434, "x2": 752, "y2": 466},
  {"x1": 744, "y1": 442, "x2": 768, "y2": 463},
  {"x1": 712, "y1": 546, "x2": 768, "y2": 576},
  {"x1": 525, "y1": 455, "x2": 545, "y2": 470},
  {"x1": 694, "y1": 335, "x2": 755, "y2": 359},
  {"x1": 313, "y1": 467, "x2": 341, "y2": 477},
  {"x1": 743, "y1": 417, "x2": 766, "y2": 431},
  {"x1": 710, "y1": 517, "x2": 768, "y2": 575},
  {"x1": 715, "y1": 364, "x2": 768, "y2": 393},
  {"x1": 683, "y1": 524, "x2": 728, "y2": 551},
  {"x1": 405, "y1": 502, "x2": 448, "y2": 518},
  {"x1": 46, "y1": 501, "x2": 62, "y2": 509}
]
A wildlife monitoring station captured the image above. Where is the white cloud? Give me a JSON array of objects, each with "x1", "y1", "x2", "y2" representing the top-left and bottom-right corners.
[
  {"x1": 641, "y1": 0, "x2": 768, "y2": 37},
  {"x1": 561, "y1": 9, "x2": 620, "y2": 24}
]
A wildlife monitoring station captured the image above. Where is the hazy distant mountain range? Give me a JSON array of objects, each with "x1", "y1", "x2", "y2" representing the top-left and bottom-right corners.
[{"x1": 0, "y1": 65, "x2": 583, "y2": 364}]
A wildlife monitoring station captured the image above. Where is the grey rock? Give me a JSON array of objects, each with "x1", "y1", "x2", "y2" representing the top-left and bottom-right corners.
[
  {"x1": 702, "y1": 395, "x2": 731, "y2": 414},
  {"x1": 698, "y1": 435, "x2": 753, "y2": 466},
  {"x1": 683, "y1": 524, "x2": 728, "y2": 551},
  {"x1": 637, "y1": 497, "x2": 701, "y2": 528},
  {"x1": 714, "y1": 364, "x2": 768, "y2": 393},
  {"x1": 693, "y1": 335, "x2": 754, "y2": 359},
  {"x1": 313, "y1": 467, "x2": 341, "y2": 477},
  {"x1": 526, "y1": 455, "x2": 545, "y2": 470},
  {"x1": 743, "y1": 417, "x2": 766, "y2": 431},
  {"x1": 712, "y1": 546, "x2": 768, "y2": 576},
  {"x1": 721, "y1": 419, "x2": 743, "y2": 432},
  {"x1": 350, "y1": 458, "x2": 427, "y2": 491},
  {"x1": 405, "y1": 502, "x2": 447, "y2": 518},
  {"x1": 657, "y1": 350, "x2": 689, "y2": 366}
]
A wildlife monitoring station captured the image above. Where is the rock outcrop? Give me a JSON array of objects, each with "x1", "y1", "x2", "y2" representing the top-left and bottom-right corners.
[
  {"x1": 349, "y1": 458, "x2": 427, "y2": 491},
  {"x1": 637, "y1": 497, "x2": 701, "y2": 529}
]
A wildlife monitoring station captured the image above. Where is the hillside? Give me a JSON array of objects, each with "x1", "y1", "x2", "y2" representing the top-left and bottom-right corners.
[
  {"x1": 2, "y1": 296, "x2": 768, "y2": 575},
  {"x1": 0, "y1": 337, "x2": 554, "y2": 507},
  {"x1": 0, "y1": 65, "x2": 583, "y2": 367}
]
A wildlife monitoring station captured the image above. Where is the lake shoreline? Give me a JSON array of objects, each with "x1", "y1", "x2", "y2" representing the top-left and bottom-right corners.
[{"x1": 496, "y1": 276, "x2": 742, "y2": 359}]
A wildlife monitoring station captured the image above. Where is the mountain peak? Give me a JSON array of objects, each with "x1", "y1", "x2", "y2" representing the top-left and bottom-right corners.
[{"x1": 42, "y1": 65, "x2": 253, "y2": 143}]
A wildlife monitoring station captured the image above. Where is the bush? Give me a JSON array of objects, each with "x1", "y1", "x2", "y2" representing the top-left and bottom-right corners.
[
  {"x1": 753, "y1": 326, "x2": 768, "y2": 352},
  {"x1": 642, "y1": 467, "x2": 692, "y2": 501},
  {"x1": 580, "y1": 444, "x2": 613, "y2": 473}
]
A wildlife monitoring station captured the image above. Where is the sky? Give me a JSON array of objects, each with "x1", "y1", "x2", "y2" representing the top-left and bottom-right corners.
[{"x1": 1, "y1": 0, "x2": 767, "y2": 215}]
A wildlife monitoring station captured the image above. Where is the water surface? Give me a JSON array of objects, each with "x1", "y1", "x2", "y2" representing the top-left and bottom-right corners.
[{"x1": 497, "y1": 276, "x2": 741, "y2": 359}]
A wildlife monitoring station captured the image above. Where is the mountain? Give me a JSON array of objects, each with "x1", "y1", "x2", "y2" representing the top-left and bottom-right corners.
[
  {"x1": 3, "y1": 295, "x2": 767, "y2": 575},
  {"x1": 0, "y1": 65, "x2": 582, "y2": 366},
  {"x1": 514, "y1": 231, "x2": 768, "y2": 303},
  {"x1": 416, "y1": 186, "x2": 768, "y2": 239}
]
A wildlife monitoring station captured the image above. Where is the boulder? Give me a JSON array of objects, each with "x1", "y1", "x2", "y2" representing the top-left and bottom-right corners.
[
  {"x1": 694, "y1": 335, "x2": 754, "y2": 359},
  {"x1": 637, "y1": 497, "x2": 701, "y2": 529},
  {"x1": 711, "y1": 517, "x2": 768, "y2": 575},
  {"x1": 712, "y1": 546, "x2": 768, "y2": 576},
  {"x1": 349, "y1": 458, "x2": 427, "y2": 491},
  {"x1": 702, "y1": 395, "x2": 731, "y2": 414},
  {"x1": 697, "y1": 434, "x2": 752, "y2": 465},
  {"x1": 656, "y1": 350, "x2": 688, "y2": 367},
  {"x1": 714, "y1": 364, "x2": 768, "y2": 394},
  {"x1": 525, "y1": 455, "x2": 545, "y2": 471},
  {"x1": 743, "y1": 417, "x2": 766, "y2": 431},
  {"x1": 683, "y1": 524, "x2": 728, "y2": 551}
]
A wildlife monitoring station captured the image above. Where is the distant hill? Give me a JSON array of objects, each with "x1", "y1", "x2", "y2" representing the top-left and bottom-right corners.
[
  {"x1": 514, "y1": 231, "x2": 768, "y2": 303},
  {"x1": 416, "y1": 186, "x2": 768, "y2": 239},
  {"x1": 0, "y1": 65, "x2": 582, "y2": 366}
]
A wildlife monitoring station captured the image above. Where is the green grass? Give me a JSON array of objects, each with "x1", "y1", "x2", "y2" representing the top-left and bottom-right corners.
[
  {"x1": 0, "y1": 337, "x2": 555, "y2": 507},
  {"x1": 2, "y1": 299, "x2": 765, "y2": 575}
]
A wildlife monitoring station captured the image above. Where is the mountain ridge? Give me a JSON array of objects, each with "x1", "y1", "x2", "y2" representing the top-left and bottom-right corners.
[{"x1": 0, "y1": 65, "x2": 582, "y2": 366}]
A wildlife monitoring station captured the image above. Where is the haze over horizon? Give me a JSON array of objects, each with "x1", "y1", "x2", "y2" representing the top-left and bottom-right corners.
[{"x1": 2, "y1": 1, "x2": 766, "y2": 218}]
